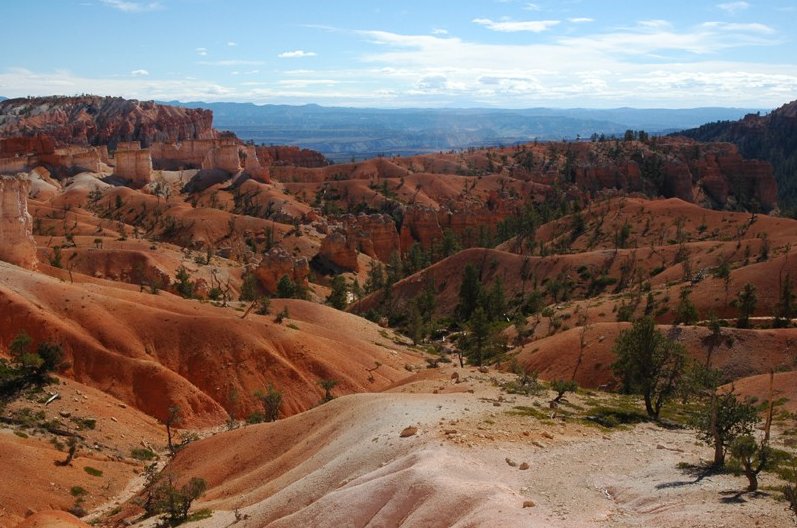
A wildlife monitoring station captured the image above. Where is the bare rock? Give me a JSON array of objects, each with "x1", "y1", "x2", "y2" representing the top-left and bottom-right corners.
[{"x1": 399, "y1": 426, "x2": 418, "y2": 438}]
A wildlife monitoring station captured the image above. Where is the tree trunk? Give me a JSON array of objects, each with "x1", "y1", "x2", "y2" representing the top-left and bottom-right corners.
[
  {"x1": 710, "y1": 394, "x2": 725, "y2": 467},
  {"x1": 745, "y1": 467, "x2": 758, "y2": 492},
  {"x1": 166, "y1": 423, "x2": 174, "y2": 454},
  {"x1": 644, "y1": 393, "x2": 656, "y2": 418}
]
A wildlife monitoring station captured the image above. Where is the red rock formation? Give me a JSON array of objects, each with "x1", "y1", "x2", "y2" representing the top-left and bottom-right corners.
[
  {"x1": 400, "y1": 205, "x2": 443, "y2": 251},
  {"x1": 150, "y1": 139, "x2": 216, "y2": 170},
  {"x1": 256, "y1": 145, "x2": 328, "y2": 168},
  {"x1": 115, "y1": 149, "x2": 153, "y2": 187},
  {"x1": 0, "y1": 134, "x2": 55, "y2": 157},
  {"x1": 243, "y1": 145, "x2": 269, "y2": 183},
  {"x1": 0, "y1": 96, "x2": 214, "y2": 147},
  {"x1": 318, "y1": 230, "x2": 360, "y2": 272},
  {"x1": 253, "y1": 247, "x2": 310, "y2": 294},
  {"x1": 0, "y1": 175, "x2": 37, "y2": 269},
  {"x1": 342, "y1": 214, "x2": 400, "y2": 262},
  {"x1": 202, "y1": 142, "x2": 242, "y2": 174}
]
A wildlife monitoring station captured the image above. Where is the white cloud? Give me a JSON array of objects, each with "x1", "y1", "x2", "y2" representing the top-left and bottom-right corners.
[
  {"x1": 569, "y1": 17, "x2": 594, "y2": 24},
  {"x1": 227, "y1": 41, "x2": 238, "y2": 47},
  {"x1": 195, "y1": 47, "x2": 208, "y2": 56},
  {"x1": 431, "y1": 28, "x2": 449, "y2": 35},
  {"x1": 472, "y1": 18, "x2": 560, "y2": 32},
  {"x1": 717, "y1": 1, "x2": 750, "y2": 14},
  {"x1": 130, "y1": 69, "x2": 149, "y2": 76},
  {"x1": 278, "y1": 50, "x2": 318, "y2": 58},
  {"x1": 99, "y1": 0, "x2": 162, "y2": 13},
  {"x1": 701, "y1": 21, "x2": 776, "y2": 34},
  {"x1": 638, "y1": 19, "x2": 672, "y2": 30},
  {"x1": 197, "y1": 60, "x2": 264, "y2": 66},
  {"x1": 524, "y1": 2, "x2": 541, "y2": 10}
]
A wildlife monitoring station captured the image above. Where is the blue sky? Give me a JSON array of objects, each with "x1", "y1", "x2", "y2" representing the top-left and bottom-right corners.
[{"x1": 1, "y1": 0, "x2": 795, "y2": 108}]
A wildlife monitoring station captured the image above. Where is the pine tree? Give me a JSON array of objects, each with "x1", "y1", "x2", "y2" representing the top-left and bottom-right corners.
[
  {"x1": 326, "y1": 275, "x2": 348, "y2": 309},
  {"x1": 674, "y1": 288, "x2": 699, "y2": 325},
  {"x1": 457, "y1": 264, "x2": 482, "y2": 321},
  {"x1": 734, "y1": 283, "x2": 757, "y2": 328},
  {"x1": 773, "y1": 273, "x2": 795, "y2": 327}
]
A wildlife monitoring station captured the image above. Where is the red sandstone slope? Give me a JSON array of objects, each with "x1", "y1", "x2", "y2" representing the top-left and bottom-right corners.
[
  {"x1": 513, "y1": 322, "x2": 797, "y2": 389},
  {"x1": 0, "y1": 261, "x2": 421, "y2": 427}
]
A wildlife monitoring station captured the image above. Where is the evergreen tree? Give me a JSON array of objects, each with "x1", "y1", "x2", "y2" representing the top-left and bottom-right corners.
[
  {"x1": 773, "y1": 273, "x2": 795, "y2": 327},
  {"x1": 457, "y1": 264, "x2": 482, "y2": 321},
  {"x1": 674, "y1": 288, "x2": 699, "y2": 325},
  {"x1": 326, "y1": 275, "x2": 348, "y2": 309},
  {"x1": 275, "y1": 275, "x2": 297, "y2": 299},
  {"x1": 461, "y1": 307, "x2": 497, "y2": 366},
  {"x1": 364, "y1": 262, "x2": 385, "y2": 294},
  {"x1": 734, "y1": 283, "x2": 757, "y2": 328},
  {"x1": 612, "y1": 317, "x2": 689, "y2": 419},
  {"x1": 174, "y1": 265, "x2": 195, "y2": 299}
]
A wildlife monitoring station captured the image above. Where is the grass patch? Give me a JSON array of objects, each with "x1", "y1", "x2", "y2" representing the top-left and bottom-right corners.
[
  {"x1": 13, "y1": 430, "x2": 28, "y2": 438},
  {"x1": 286, "y1": 323, "x2": 300, "y2": 330},
  {"x1": 583, "y1": 405, "x2": 649, "y2": 429},
  {"x1": 187, "y1": 509, "x2": 213, "y2": 522},
  {"x1": 507, "y1": 405, "x2": 551, "y2": 421},
  {"x1": 130, "y1": 447, "x2": 157, "y2": 461},
  {"x1": 83, "y1": 466, "x2": 103, "y2": 477},
  {"x1": 70, "y1": 486, "x2": 88, "y2": 497},
  {"x1": 70, "y1": 417, "x2": 97, "y2": 430}
]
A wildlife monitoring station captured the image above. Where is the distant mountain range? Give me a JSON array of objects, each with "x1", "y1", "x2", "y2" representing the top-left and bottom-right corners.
[{"x1": 162, "y1": 101, "x2": 765, "y2": 162}]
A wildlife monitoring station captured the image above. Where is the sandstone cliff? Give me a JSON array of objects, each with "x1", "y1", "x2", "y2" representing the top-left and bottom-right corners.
[
  {"x1": 253, "y1": 247, "x2": 310, "y2": 294},
  {"x1": 257, "y1": 145, "x2": 328, "y2": 168},
  {"x1": 0, "y1": 175, "x2": 37, "y2": 269},
  {"x1": 0, "y1": 96, "x2": 214, "y2": 148}
]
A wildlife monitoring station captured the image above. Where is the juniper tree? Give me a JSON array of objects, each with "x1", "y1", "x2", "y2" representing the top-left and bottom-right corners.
[{"x1": 612, "y1": 317, "x2": 688, "y2": 419}]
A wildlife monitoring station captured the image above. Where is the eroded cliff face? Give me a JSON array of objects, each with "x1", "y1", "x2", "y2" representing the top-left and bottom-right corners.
[
  {"x1": 0, "y1": 175, "x2": 37, "y2": 269},
  {"x1": 115, "y1": 148, "x2": 153, "y2": 187},
  {"x1": 256, "y1": 146, "x2": 328, "y2": 168},
  {"x1": 0, "y1": 96, "x2": 214, "y2": 147},
  {"x1": 253, "y1": 247, "x2": 310, "y2": 294}
]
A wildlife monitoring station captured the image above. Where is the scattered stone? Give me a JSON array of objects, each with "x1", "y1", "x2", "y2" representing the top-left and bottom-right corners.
[
  {"x1": 523, "y1": 500, "x2": 536, "y2": 508},
  {"x1": 58, "y1": 410, "x2": 71, "y2": 418},
  {"x1": 532, "y1": 441, "x2": 546, "y2": 448},
  {"x1": 506, "y1": 457, "x2": 518, "y2": 467},
  {"x1": 541, "y1": 431, "x2": 554, "y2": 440},
  {"x1": 519, "y1": 462, "x2": 530, "y2": 470},
  {"x1": 478, "y1": 366, "x2": 489, "y2": 373},
  {"x1": 399, "y1": 426, "x2": 418, "y2": 438},
  {"x1": 493, "y1": 402, "x2": 501, "y2": 407}
]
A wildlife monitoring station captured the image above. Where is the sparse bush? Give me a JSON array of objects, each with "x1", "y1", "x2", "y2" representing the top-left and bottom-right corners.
[
  {"x1": 83, "y1": 466, "x2": 103, "y2": 477},
  {"x1": 550, "y1": 379, "x2": 578, "y2": 403},
  {"x1": 255, "y1": 384, "x2": 283, "y2": 422},
  {"x1": 131, "y1": 447, "x2": 157, "y2": 461}
]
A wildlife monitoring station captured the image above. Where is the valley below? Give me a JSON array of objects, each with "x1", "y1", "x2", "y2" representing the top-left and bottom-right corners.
[{"x1": 0, "y1": 95, "x2": 795, "y2": 528}]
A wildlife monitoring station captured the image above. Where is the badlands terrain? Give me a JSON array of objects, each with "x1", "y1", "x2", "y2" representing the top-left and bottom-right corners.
[{"x1": 0, "y1": 96, "x2": 795, "y2": 527}]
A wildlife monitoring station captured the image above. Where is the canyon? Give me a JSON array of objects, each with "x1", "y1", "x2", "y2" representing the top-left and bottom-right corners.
[{"x1": 0, "y1": 96, "x2": 795, "y2": 528}]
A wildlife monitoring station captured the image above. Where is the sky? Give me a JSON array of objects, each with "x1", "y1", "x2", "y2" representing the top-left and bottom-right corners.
[{"x1": 1, "y1": 0, "x2": 796, "y2": 108}]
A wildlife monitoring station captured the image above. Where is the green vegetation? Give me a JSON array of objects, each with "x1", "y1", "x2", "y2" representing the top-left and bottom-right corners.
[
  {"x1": 83, "y1": 466, "x2": 103, "y2": 477},
  {"x1": 131, "y1": 447, "x2": 158, "y2": 461},
  {"x1": 254, "y1": 384, "x2": 283, "y2": 422},
  {"x1": 612, "y1": 317, "x2": 688, "y2": 419},
  {"x1": 1, "y1": 331, "x2": 63, "y2": 402}
]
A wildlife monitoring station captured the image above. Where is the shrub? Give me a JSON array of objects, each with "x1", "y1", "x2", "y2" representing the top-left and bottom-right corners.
[{"x1": 84, "y1": 466, "x2": 103, "y2": 477}]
